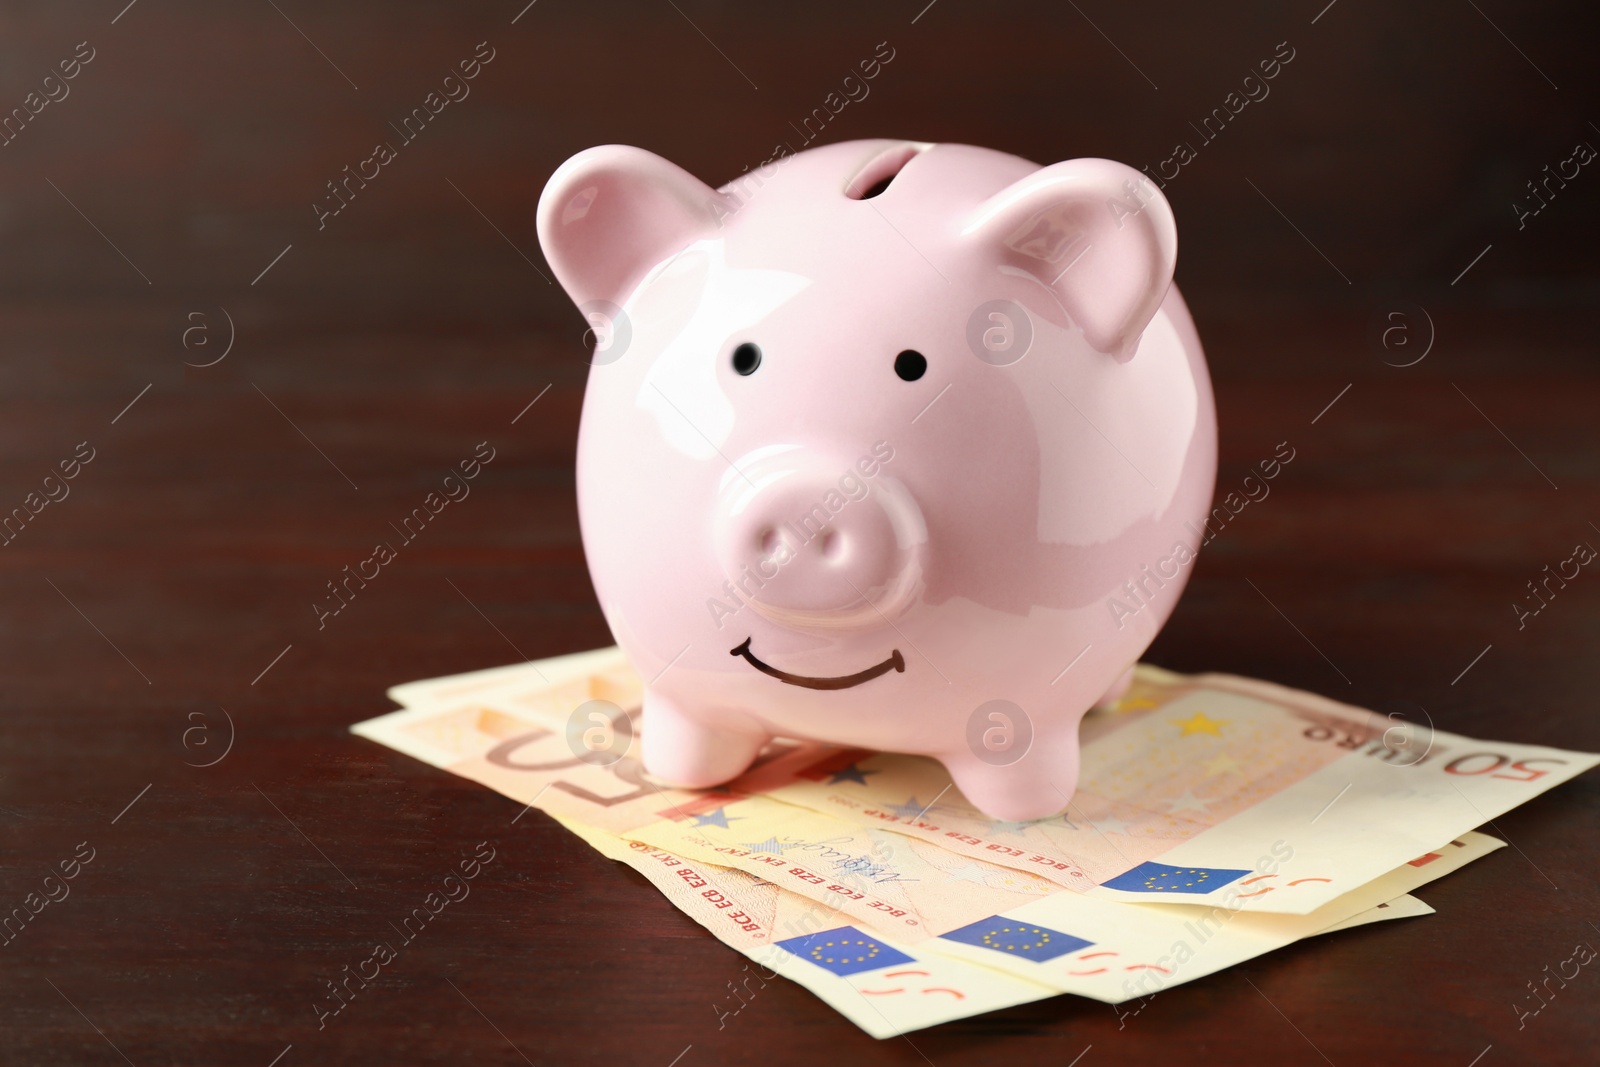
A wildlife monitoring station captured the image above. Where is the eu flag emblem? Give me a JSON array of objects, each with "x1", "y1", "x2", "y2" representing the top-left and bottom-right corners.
[
  {"x1": 1100, "y1": 862, "x2": 1250, "y2": 894},
  {"x1": 774, "y1": 926, "x2": 914, "y2": 977},
  {"x1": 939, "y1": 916, "x2": 1092, "y2": 962}
]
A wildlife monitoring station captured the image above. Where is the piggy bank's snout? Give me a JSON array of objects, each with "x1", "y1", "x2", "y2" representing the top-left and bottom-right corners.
[{"x1": 714, "y1": 455, "x2": 924, "y2": 630}]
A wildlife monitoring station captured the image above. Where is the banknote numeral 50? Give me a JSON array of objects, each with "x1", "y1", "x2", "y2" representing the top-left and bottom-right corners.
[
  {"x1": 1442, "y1": 753, "x2": 1568, "y2": 782},
  {"x1": 485, "y1": 727, "x2": 654, "y2": 807}
]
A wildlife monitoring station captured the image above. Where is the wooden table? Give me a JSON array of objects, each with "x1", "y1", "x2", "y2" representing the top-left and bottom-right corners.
[{"x1": 3, "y1": 2, "x2": 1595, "y2": 1063}]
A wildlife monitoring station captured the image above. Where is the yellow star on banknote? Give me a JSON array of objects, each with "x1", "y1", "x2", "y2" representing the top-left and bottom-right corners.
[
  {"x1": 1173, "y1": 711, "x2": 1227, "y2": 737},
  {"x1": 1204, "y1": 752, "x2": 1242, "y2": 776}
]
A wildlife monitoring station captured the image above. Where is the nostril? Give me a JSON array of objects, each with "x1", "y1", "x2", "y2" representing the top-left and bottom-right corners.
[
  {"x1": 818, "y1": 529, "x2": 841, "y2": 559},
  {"x1": 759, "y1": 527, "x2": 780, "y2": 555}
]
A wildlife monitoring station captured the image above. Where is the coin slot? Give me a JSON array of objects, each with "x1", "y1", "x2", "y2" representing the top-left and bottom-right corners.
[{"x1": 845, "y1": 143, "x2": 927, "y2": 200}]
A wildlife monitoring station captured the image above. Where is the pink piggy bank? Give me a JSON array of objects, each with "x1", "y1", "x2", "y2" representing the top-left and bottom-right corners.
[{"x1": 537, "y1": 139, "x2": 1216, "y2": 821}]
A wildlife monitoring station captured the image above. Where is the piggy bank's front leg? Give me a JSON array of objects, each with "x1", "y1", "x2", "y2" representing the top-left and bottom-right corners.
[
  {"x1": 640, "y1": 687, "x2": 769, "y2": 789},
  {"x1": 939, "y1": 732, "x2": 1084, "y2": 824}
]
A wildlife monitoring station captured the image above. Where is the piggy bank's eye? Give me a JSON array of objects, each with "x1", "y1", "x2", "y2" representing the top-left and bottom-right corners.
[
  {"x1": 894, "y1": 350, "x2": 927, "y2": 381},
  {"x1": 732, "y1": 342, "x2": 762, "y2": 375}
]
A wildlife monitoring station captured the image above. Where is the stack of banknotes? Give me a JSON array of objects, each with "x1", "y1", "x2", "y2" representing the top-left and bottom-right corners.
[{"x1": 353, "y1": 648, "x2": 1597, "y2": 1037}]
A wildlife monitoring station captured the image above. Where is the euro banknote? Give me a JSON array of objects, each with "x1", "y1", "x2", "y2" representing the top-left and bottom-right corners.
[
  {"x1": 363, "y1": 646, "x2": 1595, "y2": 914},
  {"x1": 618, "y1": 786, "x2": 1494, "y2": 963},
  {"x1": 364, "y1": 668, "x2": 1483, "y2": 1013},
  {"x1": 1318, "y1": 891, "x2": 1431, "y2": 932},
  {"x1": 551, "y1": 814, "x2": 1058, "y2": 1038},
  {"x1": 551, "y1": 812, "x2": 1441, "y2": 1037},
  {"x1": 898, "y1": 831, "x2": 1498, "y2": 1003}
]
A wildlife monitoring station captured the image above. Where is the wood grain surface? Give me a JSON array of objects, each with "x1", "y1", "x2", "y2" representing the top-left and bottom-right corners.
[{"x1": 1, "y1": 2, "x2": 1595, "y2": 1064}]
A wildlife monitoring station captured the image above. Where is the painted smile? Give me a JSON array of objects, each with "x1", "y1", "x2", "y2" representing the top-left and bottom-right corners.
[{"x1": 730, "y1": 638, "x2": 905, "y2": 691}]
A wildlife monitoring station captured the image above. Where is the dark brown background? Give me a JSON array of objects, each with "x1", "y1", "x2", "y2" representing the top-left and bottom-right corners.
[{"x1": 2, "y1": 1, "x2": 1596, "y2": 1064}]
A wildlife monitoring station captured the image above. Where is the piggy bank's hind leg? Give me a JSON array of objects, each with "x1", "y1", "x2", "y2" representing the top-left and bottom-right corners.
[
  {"x1": 940, "y1": 732, "x2": 1084, "y2": 824},
  {"x1": 640, "y1": 687, "x2": 767, "y2": 789}
]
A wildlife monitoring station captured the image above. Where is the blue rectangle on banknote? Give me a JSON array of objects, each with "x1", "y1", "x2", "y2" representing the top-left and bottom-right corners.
[
  {"x1": 939, "y1": 917, "x2": 1092, "y2": 962},
  {"x1": 774, "y1": 926, "x2": 915, "y2": 977},
  {"x1": 1100, "y1": 862, "x2": 1250, "y2": 894}
]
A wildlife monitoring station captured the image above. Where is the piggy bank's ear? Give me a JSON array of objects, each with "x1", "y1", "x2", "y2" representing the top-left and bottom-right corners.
[
  {"x1": 962, "y1": 158, "x2": 1176, "y2": 362},
  {"x1": 537, "y1": 145, "x2": 732, "y2": 308}
]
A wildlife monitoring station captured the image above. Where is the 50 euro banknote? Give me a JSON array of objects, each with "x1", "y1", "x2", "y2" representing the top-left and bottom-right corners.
[
  {"x1": 617, "y1": 790, "x2": 1502, "y2": 1003},
  {"x1": 551, "y1": 814, "x2": 1057, "y2": 1038},
  {"x1": 360, "y1": 647, "x2": 1593, "y2": 916},
  {"x1": 550, "y1": 811, "x2": 1438, "y2": 1037}
]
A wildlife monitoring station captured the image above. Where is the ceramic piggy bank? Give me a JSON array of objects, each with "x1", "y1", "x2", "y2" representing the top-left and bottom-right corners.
[{"x1": 537, "y1": 139, "x2": 1216, "y2": 821}]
